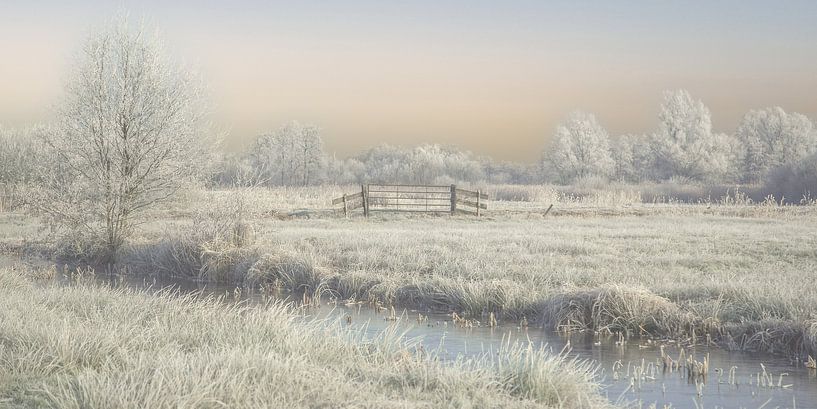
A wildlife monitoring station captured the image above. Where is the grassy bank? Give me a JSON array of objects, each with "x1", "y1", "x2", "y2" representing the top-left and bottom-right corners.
[
  {"x1": 115, "y1": 197, "x2": 817, "y2": 358},
  {"x1": 0, "y1": 267, "x2": 609, "y2": 409}
]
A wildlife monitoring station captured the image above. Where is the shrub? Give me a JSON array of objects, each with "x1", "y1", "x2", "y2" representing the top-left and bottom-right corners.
[{"x1": 762, "y1": 153, "x2": 817, "y2": 204}]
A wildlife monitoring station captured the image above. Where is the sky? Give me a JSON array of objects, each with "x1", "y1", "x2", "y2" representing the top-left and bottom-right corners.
[{"x1": 1, "y1": 1, "x2": 816, "y2": 161}]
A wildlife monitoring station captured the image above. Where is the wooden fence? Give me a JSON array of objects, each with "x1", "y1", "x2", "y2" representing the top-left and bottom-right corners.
[{"x1": 332, "y1": 184, "x2": 488, "y2": 217}]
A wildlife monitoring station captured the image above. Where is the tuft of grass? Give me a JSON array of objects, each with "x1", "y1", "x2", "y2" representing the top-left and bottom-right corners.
[
  {"x1": 542, "y1": 285, "x2": 690, "y2": 336},
  {"x1": 245, "y1": 252, "x2": 329, "y2": 295},
  {"x1": 493, "y1": 342, "x2": 605, "y2": 408}
]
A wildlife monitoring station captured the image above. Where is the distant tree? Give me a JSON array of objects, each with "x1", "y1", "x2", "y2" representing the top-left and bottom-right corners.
[
  {"x1": 649, "y1": 90, "x2": 734, "y2": 181},
  {"x1": 0, "y1": 126, "x2": 46, "y2": 186},
  {"x1": 249, "y1": 121, "x2": 325, "y2": 186},
  {"x1": 439, "y1": 146, "x2": 485, "y2": 183},
  {"x1": 351, "y1": 143, "x2": 485, "y2": 185},
  {"x1": 356, "y1": 144, "x2": 412, "y2": 183},
  {"x1": 0, "y1": 126, "x2": 48, "y2": 211},
  {"x1": 297, "y1": 124, "x2": 324, "y2": 186},
  {"x1": 254, "y1": 130, "x2": 286, "y2": 186},
  {"x1": 34, "y1": 17, "x2": 209, "y2": 262},
  {"x1": 735, "y1": 107, "x2": 817, "y2": 183},
  {"x1": 408, "y1": 144, "x2": 446, "y2": 183},
  {"x1": 482, "y1": 159, "x2": 538, "y2": 184},
  {"x1": 406, "y1": 144, "x2": 484, "y2": 184},
  {"x1": 323, "y1": 155, "x2": 365, "y2": 185},
  {"x1": 208, "y1": 153, "x2": 265, "y2": 187},
  {"x1": 543, "y1": 111, "x2": 614, "y2": 183},
  {"x1": 611, "y1": 134, "x2": 652, "y2": 182}
]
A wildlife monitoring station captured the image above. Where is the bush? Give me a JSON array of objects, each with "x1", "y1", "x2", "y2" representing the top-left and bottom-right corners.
[
  {"x1": 762, "y1": 153, "x2": 817, "y2": 204},
  {"x1": 123, "y1": 199, "x2": 259, "y2": 281}
]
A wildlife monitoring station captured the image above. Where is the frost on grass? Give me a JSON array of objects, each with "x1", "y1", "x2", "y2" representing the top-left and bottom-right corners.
[{"x1": 0, "y1": 268, "x2": 610, "y2": 409}]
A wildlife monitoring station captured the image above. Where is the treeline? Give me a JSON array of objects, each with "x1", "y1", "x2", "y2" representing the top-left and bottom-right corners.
[
  {"x1": 546, "y1": 90, "x2": 816, "y2": 186},
  {"x1": 209, "y1": 89, "x2": 816, "y2": 197},
  {"x1": 211, "y1": 133, "x2": 537, "y2": 187},
  {"x1": 2, "y1": 89, "x2": 816, "y2": 199}
]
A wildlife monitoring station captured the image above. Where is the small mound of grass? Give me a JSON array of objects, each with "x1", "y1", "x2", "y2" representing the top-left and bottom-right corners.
[
  {"x1": 543, "y1": 285, "x2": 691, "y2": 336},
  {"x1": 245, "y1": 252, "x2": 329, "y2": 294}
]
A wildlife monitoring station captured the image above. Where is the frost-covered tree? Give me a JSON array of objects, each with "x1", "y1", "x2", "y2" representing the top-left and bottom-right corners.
[
  {"x1": 0, "y1": 126, "x2": 48, "y2": 211},
  {"x1": 34, "y1": 17, "x2": 209, "y2": 261},
  {"x1": 208, "y1": 153, "x2": 265, "y2": 187},
  {"x1": 543, "y1": 111, "x2": 614, "y2": 183},
  {"x1": 735, "y1": 107, "x2": 817, "y2": 183},
  {"x1": 406, "y1": 144, "x2": 484, "y2": 184},
  {"x1": 324, "y1": 155, "x2": 365, "y2": 185},
  {"x1": 249, "y1": 121, "x2": 325, "y2": 186},
  {"x1": 407, "y1": 144, "x2": 446, "y2": 183},
  {"x1": 611, "y1": 134, "x2": 653, "y2": 182},
  {"x1": 251, "y1": 129, "x2": 288, "y2": 186},
  {"x1": 649, "y1": 90, "x2": 734, "y2": 181},
  {"x1": 297, "y1": 124, "x2": 324, "y2": 186},
  {"x1": 356, "y1": 144, "x2": 412, "y2": 183},
  {"x1": 352, "y1": 143, "x2": 484, "y2": 185},
  {"x1": 0, "y1": 126, "x2": 46, "y2": 186}
]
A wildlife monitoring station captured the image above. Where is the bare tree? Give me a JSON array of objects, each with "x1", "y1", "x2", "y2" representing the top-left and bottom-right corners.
[
  {"x1": 297, "y1": 124, "x2": 324, "y2": 186},
  {"x1": 248, "y1": 132, "x2": 283, "y2": 186},
  {"x1": 543, "y1": 111, "x2": 614, "y2": 183},
  {"x1": 35, "y1": 16, "x2": 209, "y2": 262},
  {"x1": 249, "y1": 121, "x2": 325, "y2": 186}
]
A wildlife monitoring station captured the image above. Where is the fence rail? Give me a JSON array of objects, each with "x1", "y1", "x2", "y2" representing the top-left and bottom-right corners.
[{"x1": 333, "y1": 184, "x2": 488, "y2": 217}]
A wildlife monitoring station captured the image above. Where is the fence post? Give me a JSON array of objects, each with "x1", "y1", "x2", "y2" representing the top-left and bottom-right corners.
[
  {"x1": 450, "y1": 184, "x2": 457, "y2": 215},
  {"x1": 361, "y1": 184, "x2": 369, "y2": 217},
  {"x1": 342, "y1": 193, "x2": 348, "y2": 218},
  {"x1": 543, "y1": 203, "x2": 553, "y2": 217},
  {"x1": 476, "y1": 190, "x2": 481, "y2": 217}
]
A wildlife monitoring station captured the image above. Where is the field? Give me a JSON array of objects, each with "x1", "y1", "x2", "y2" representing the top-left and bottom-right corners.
[
  {"x1": 1, "y1": 185, "x2": 816, "y2": 407},
  {"x1": 135, "y1": 187, "x2": 816, "y2": 353}
]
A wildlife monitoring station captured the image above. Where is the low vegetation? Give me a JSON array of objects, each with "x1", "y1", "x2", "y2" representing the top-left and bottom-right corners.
[
  {"x1": 4, "y1": 184, "x2": 816, "y2": 361},
  {"x1": 3, "y1": 186, "x2": 816, "y2": 360},
  {"x1": 34, "y1": 188, "x2": 795, "y2": 360},
  {"x1": 0, "y1": 267, "x2": 609, "y2": 408}
]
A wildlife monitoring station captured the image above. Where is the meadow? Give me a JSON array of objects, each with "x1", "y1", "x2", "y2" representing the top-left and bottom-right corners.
[
  {"x1": 4, "y1": 185, "x2": 816, "y2": 355},
  {"x1": 215, "y1": 186, "x2": 813, "y2": 350},
  {"x1": 1, "y1": 184, "x2": 816, "y2": 407}
]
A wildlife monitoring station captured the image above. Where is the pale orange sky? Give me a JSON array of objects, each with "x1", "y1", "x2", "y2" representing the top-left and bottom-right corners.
[{"x1": 1, "y1": 1, "x2": 816, "y2": 161}]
